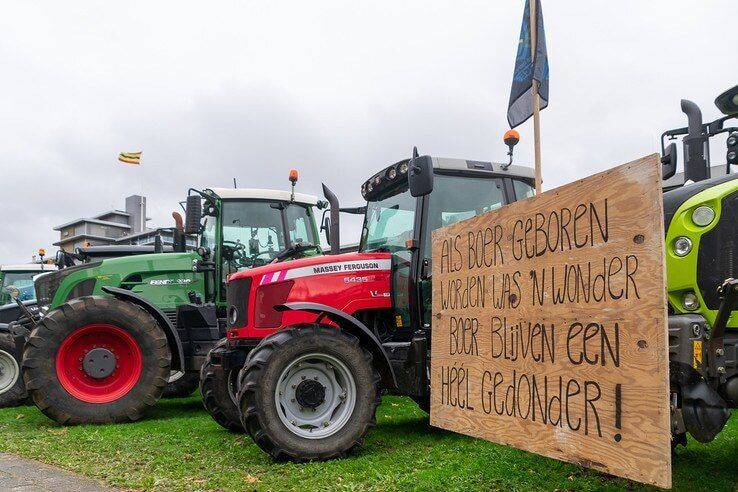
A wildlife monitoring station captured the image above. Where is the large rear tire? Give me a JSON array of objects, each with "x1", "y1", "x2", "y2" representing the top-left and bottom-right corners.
[
  {"x1": 22, "y1": 296, "x2": 171, "y2": 425},
  {"x1": 162, "y1": 371, "x2": 200, "y2": 398},
  {"x1": 239, "y1": 324, "x2": 381, "y2": 462},
  {"x1": 200, "y1": 338, "x2": 245, "y2": 432},
  {"x1": 0, "y1": 333, "x2": 26, "y2": 407}
]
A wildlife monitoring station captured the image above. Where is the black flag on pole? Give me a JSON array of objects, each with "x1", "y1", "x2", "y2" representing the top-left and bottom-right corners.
[{"x1": 507, "y1": 0, "x2": 549, "y2": 128}]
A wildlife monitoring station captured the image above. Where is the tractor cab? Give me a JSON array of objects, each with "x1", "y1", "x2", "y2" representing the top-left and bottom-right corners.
[
  {"x1": 358, "y1": 153, "x2": 534, "y2": 338},
  {"x1": 189, "y1": 186, "x2": 324, "y2": 303},
  {"x1": 0, "y1": 264, "x2": 56, "y2": 306}
]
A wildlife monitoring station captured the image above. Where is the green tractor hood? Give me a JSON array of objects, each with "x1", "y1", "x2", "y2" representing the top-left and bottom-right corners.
[{"x1": 35, "y1": 251, "x2": 203, "y2": 312}]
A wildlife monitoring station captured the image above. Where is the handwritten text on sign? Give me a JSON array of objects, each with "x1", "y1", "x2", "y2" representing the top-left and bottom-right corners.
[{"x1": 430, "y1": 155, "x2": 671, "y2": 488}]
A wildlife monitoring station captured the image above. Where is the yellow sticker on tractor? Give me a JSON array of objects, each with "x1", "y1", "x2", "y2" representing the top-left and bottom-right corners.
[
  {"x1": 693, "y1": 340, "x2": 703, "y2": 368},
  {"x1": 395, "y1": 315, "x2": 403, "y2": 327}
]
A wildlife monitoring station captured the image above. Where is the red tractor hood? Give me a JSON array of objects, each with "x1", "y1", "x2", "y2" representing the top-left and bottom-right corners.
[
  {"x1": 228, "y1": 251, "x2": 391, "y2": 284},
  {"x1": 227, "y1": 251, "x2": 394, "y2": 339}
]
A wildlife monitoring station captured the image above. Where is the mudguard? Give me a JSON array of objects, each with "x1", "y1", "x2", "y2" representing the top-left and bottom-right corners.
[
  {"x1": 276, "y1": 301, "x2": 397, "y2": 388},
  {"x1": 0, "y1": 322, "x2": 27, "y2": 355},
  {"x1": 101, "y1": 286, "x2": 185, "y2": 372}
]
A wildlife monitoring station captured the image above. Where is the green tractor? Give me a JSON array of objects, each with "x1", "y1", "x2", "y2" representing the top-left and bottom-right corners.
[
  {"x1": 22, "y1": 178, "x2": 325, "y2": 424},
  {"x1": 660, "y1": 85, "x2": 738, "y2": 446}
]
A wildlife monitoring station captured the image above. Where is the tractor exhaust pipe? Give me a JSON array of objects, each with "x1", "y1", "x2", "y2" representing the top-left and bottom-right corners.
[
  {"x1": 172, "y1": 212, "x2": 186, "y2": 252},
  {"x1": 322, "y1": 183, "x2": 340, "y2": 255},
  {"x1": 681, "y1": 99, "x2": 710, "y2": 183}
]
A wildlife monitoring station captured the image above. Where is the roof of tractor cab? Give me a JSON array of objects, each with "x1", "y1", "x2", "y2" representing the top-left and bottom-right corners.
[
  {"x1": 362, "y1": 156, "x2": 535, "y2": 201},
  {"x1": 1, "y1": 264, "x2": 57, "y2": 272},
  {"x1": 206, "y1": 188, "x2": 319, "y2": 206},
  {"x1": 431, "y1": 157, "x2": 535, "y2": 180}
]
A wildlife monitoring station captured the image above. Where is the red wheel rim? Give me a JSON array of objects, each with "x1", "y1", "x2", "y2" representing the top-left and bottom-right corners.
[{"x1": 55, "y1": 324, "x2": 143, "y2": 403}]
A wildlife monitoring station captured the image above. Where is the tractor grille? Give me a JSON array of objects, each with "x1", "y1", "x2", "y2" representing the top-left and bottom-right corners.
[
  {"x1": 226, "y1": 277, "x2": 252, "y2": 329},
  {"x1": 161, "y1": 308, "x2": 178, "y2": 328},
  {"x1": 697, "y1": 191, "x2": 738, "y2": 309}
]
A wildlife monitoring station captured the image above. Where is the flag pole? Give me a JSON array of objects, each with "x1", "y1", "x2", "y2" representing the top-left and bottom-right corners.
[{"x1": 529, "y1": 0, "x2": 542, "y2": 194}]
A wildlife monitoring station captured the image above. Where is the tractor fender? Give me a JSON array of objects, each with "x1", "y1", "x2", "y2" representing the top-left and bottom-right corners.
[
  {"x1": 101, "y1": 286, "x2": 185, "y2": 372},
  {"x1": 276, "y1": 302, "x2": 397, "y2": 388},
  {"x1": 0, "y1": 321, "x2": 31, "y2": 356}
]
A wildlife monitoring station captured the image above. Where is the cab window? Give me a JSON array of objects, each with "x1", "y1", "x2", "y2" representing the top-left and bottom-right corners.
[
  {"x1": 285, "y1": 204, "x2": 316, "y2": 245},
  {"x1": 423, "y1": 174, "x2": 506, "y2": 258},
  {"x1": 1, "y1": 272, "x2": 36, "y2": 304},
  {"x1": 361, "y1": 185, "x2": 416, "y2": 253},
  {"x1": 513, "y1": 179, "x2": 536, "y2": 200}
]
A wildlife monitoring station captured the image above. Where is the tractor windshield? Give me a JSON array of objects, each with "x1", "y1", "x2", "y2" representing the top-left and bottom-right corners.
[
  {"x1": 219, "y1": 200, "x2": 317, "y2": 271},
  {"x1": 360, "y1": 186, "x2": 416, "y2": 253},
  {"x1": 0, "y1": 271, "x2": 37, "y2": 305}
]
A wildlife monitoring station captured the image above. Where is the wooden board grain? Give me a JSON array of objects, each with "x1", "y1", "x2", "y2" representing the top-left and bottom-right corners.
[{"x1": 430, "y1": 155, "x2": 671, "y2": 488}]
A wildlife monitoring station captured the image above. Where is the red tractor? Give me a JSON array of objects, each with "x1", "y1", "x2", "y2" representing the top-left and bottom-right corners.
[{"x1": 200, "y1": 149, "x2": 536, "y2": 460}]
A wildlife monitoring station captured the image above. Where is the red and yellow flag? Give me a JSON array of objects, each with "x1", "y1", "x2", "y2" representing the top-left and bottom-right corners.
[{"x1": 118, "y1": 151, "x2": 142, "y2": 165}]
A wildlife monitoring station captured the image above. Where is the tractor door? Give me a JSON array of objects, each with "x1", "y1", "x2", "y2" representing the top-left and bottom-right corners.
[
  {"x1": 417, "y1": 174, "x2": 526, "y2": 329},
  {"x1": 360, "y1": 184, "x2": 419, "y2": 333}
]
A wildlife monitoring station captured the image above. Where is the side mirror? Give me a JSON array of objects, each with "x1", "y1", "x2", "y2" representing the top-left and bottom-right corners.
[
  {"x1": 322, "y1": 217, "x2": 331, "y2": 246},
  {"x1": 408, "y1": 152, "x2": 434, "y2": 197},
  {"x1": 715, "y1": 85, "x2": 738, "y2": 116},
  {"x1": 185, "y1": 195, "x2": 202, "y2": 234},
  {"x1": 661, "y1": 142, "x2": 678, "y2": 180},
  {"x1": 5, "y1": 285, "x2": 19, "y2": 300}
]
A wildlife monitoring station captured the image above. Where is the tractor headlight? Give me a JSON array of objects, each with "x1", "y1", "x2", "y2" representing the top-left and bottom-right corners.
[
  {"x1": 673, "y1": 236, "x2": 692, "y2": 257},
  {"x1": 692, "y1": 206, "x2": 715, "y2": 227},
  {"x1": 682, "y1": 291, "x2": 700, "y2": 311},
  {"x1": 386, "y1": 167, "x2": 397, "y2": 180},
  {"x1": 228, "y1": 305, "x2": 239, "y2": 325},
  {"x1": 398, "y1": 162, "x2": 408, "y2": 174}
]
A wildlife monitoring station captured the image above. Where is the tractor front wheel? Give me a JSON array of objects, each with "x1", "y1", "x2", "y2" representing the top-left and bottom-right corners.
[
  {"x1": 200, "y1": 338, "x2": 245, "y2": 432},
  {"x1": 22, "y1": 296, "x2": 170, "y2": 424},
  {"x1": 0, "y1": 333, "x2": 26, "y2": 407},
  {"x1": 238, "y1": 324, "x2": 381, "y2": 461}
]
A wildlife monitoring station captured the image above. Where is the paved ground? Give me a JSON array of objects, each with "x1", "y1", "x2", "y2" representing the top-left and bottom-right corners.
[{"x1": 0, "y1": 453, "x2": 114, "y2": 491}]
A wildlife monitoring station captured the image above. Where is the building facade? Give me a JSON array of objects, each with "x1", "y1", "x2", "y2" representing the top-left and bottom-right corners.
[{"x1": 54, "y1": 195, "x2": 192, "y2": 251}]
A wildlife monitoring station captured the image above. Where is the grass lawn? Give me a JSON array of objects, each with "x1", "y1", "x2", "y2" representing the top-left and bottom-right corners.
[{"x1": 0, "y1": 395, "x2": 736, "y2": 491}]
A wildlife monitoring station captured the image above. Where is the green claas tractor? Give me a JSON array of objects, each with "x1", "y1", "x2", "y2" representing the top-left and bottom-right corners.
[
  {"x1": 22, "y1": 178, "x2": 325, "y2": 424},
  {"x1": 659, "y1": 85, "x2": 738, "y2": 447}
]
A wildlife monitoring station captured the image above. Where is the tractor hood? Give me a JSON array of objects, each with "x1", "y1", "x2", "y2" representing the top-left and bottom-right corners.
[
  {"x1": 36, "y1": 251, "x2": 200, "y2": 309},
  {"x1": 664, "y1": 172, "x2": 738, "y2": 231},
  {"x1": 229, "y1": 251, "x2": 392, "y2": 285},
  {"x1": 226, "y1": 251, "x2": 394, "y2": 338}
]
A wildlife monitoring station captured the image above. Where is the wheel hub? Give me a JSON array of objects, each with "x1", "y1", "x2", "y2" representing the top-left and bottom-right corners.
[
  {"x1": 295, "y1": 379, "x2": 326, "y2": 409},
  {"x1": 275, "y1": 352, "x2": 357, "y2": 439},
  {"x1": 83, "y1": 347, "x2": 116, "y2": 379},
  {"x1": 0, "y1": 349, "x2": 19, "y2": 393}
]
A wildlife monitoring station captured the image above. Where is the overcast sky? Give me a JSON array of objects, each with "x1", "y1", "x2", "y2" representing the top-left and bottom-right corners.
[{"x1": 1, "y1": 1, "x2": 736, "y2": 263}]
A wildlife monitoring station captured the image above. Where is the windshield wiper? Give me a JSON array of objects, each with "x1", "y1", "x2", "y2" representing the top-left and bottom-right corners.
[{"x1": 272, "y1": 242, "x2": 320, "y2": 263}]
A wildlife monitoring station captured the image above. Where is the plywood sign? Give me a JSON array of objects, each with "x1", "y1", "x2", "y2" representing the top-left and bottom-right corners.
[{"x1": 430, "y1": 155, "x2": 671, "y2": 488}]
